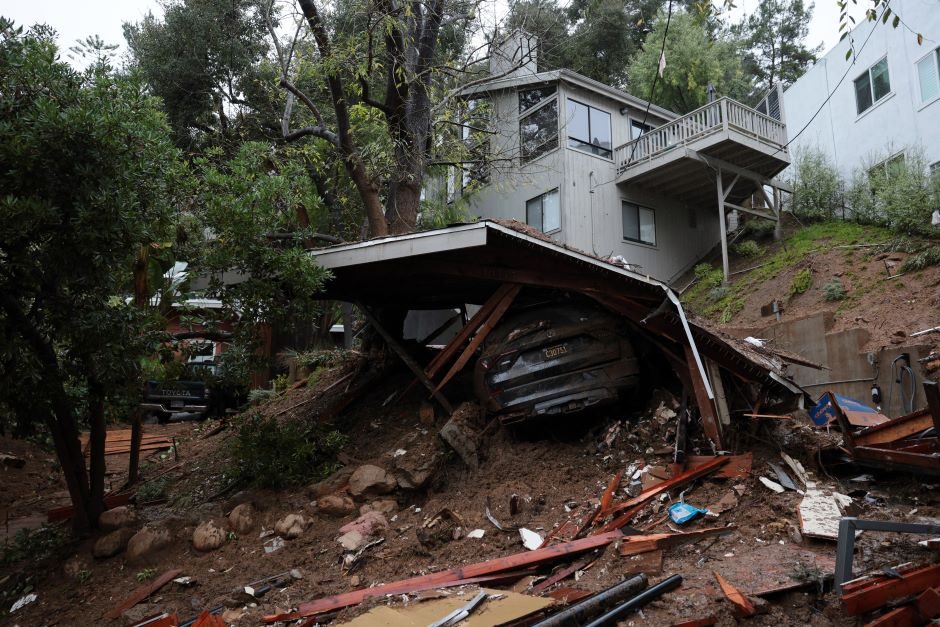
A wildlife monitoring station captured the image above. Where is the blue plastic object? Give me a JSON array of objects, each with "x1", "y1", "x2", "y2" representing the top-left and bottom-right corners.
[{"x1": 668, "y1": 501, "x2": 707, "y2": 525}]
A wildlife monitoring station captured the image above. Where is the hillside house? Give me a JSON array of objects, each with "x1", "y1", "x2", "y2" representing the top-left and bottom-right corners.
[
  {"x1": 434, "y1": 32, "x2": 792, "y2": 283},
  {"x1": 783, "y1": 0, "x2": 940, "y2": 180}
]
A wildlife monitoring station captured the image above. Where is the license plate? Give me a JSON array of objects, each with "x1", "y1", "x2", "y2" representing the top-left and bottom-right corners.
[
  {"x1": 170, "y1": 400, "x2": 184, "y2": 408},
  {"x1": 543, "y1": 344, "x2": 568, "y2": 359}
]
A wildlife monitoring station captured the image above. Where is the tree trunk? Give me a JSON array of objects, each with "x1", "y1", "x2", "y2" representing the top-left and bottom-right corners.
[{"x1": 87, "y1": 379, "x2": 107, "y2": 524}]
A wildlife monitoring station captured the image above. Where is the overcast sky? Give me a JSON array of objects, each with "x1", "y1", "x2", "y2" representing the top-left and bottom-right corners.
[{"x1": 5, "y1": 0, "x2": 869, "y2": 69}]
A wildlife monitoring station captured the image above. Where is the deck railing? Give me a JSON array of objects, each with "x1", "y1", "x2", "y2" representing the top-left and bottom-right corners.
[{"x1": 614, "y1": 97, "x2": 787, "y2": 175}]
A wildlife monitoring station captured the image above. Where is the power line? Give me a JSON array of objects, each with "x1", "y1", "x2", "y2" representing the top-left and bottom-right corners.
[{"x1": 628, "y1": 0, "x2": 674, "y2": 164}]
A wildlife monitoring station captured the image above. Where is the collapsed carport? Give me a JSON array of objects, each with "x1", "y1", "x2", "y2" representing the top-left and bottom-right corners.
[{"x1": 309, "y1": 220, "x2": 809, "y2": 451}]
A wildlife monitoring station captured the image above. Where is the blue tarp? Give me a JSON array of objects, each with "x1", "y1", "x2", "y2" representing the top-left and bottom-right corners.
[{"x1": 809, "y1": 393, "x2": 877, "y2": 426}]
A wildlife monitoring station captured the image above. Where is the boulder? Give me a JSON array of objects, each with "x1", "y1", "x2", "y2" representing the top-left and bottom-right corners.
[
  {"x1": 274, "y1": 514, "x2": 309, "y2": 540},
  {"x1": 439, "y1": 413, "x2": 480, "y2": 468},
  {"x1": 126, "y1": 526, "x2": 171, "y2": 563},
  {"x1": 359, "y1": 499, "x2": 398, "y2": 517},
  {"x1": 228, "y1": 503, "x2": 255, "y2": 534},
  {"x1": 99, "y1": 506, "x2": 138, "y2": 531},
  {"x1": 348, "y1": 465, "x2": 397, "y2": 498},
  {"x1": 317, "y1": 494, "x2": 356, "y2": 517},
  {"x1": 338, "y1": 511, "x2": 388, "y2": 538},
  {"x1": 308, "y1": 467, "x2": 354, "y2": 499},
  {"x1": 192, "y1": 520, "x2": 226, "y2": 552},
  {"x1": 394, "y1": 453, "x2": 439, "y2": 490},
  {"x1": 337, "y1": 530, "x2": 366, "y2": 552},
  {"x1": 93, "y1": 528, "x2": 136, "y2": 559}
]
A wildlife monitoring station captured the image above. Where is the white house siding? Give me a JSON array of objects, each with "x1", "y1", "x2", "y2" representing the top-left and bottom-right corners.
[
  {"x1": 783, "y1": 0, "x2": 940, "y2": 178},
  {"x1": 466, "y1": 80, "x2": 713, "y2": 283}
]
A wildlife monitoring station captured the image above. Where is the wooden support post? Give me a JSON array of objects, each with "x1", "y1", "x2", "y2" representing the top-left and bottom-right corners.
[
  {"x1": 704, "y1": 358, "x2": 731, "y2": 427},
  {"x1": 773, "y1": 187, "x2": 783, "y2": 241},
  {"x1": 359, "y1": 305, "x2": 454, "y2": 415},
  {"x1": 432, "y1": 284, "x2": 521, "y2": 395},
  {"x1": 685, "y1": 344, "x2": 723, "y2": 451},
  {"x1": 424, "y1": 283, "x2": 516, "y2": 380},
  {"x1": 922, "y1": 380, "x2": 940, "y2": 434},
  {"x1": 716, "y1": 168, "x2": 729, "y2": 282}
]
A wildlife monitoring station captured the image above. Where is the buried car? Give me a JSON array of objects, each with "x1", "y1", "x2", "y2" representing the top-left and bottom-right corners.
[{"x1": 474, "y1": 301, "x2": 641, "y2": 421}]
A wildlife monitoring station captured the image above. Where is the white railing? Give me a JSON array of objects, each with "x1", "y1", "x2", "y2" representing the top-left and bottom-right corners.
[{"x1": 614, "y1": 97, "x2": 787, "y2": 175}]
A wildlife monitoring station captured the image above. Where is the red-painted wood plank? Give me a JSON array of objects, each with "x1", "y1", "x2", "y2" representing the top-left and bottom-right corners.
[
  {"x1": 104, "y1": 569, "x2": 182, "y2": 620},
  {"x1": 843, "y1": 564, "x2": 940, "y2": 616}
]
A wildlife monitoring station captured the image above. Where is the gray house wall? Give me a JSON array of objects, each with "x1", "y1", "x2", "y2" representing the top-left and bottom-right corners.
[
  {"x1": 464, "y1": 79, "x2": 721, "y2": 283},
  {"x1": 782, "y1": 0, "x2": 940, "y2": 178}
]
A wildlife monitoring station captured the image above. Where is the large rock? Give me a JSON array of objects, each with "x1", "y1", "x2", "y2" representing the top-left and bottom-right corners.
[
  {"x1": 317, "y1": 494, "x2": 356, "y2": 517},
  {"x1": 308, "y1": 467, "x2": 354, "y2": 499},
  {"x1": 348, "y1": 465, "x2": 397, "y2": 498},
  {"x1": 439, "y1": 410, "x2": 481, "y2": 468},
  {"x1": 228, "y1": 503, "x2": 255, "y2": 534},
  {"x1": 94, "y1": 528, "x2": 136, "y2": 559},
  {"x1": 99, "y1": 506, "x2": 138, "y2": 531},
  {"x1": 359, "y1": 499, "x2": 398, "y2": 517},
  {"x1": 274, "y1": 514, "x2": 309, "y2": 540},
  {"x1": 337, "y1": 530, "x2": 366, "y2": 552},
  {"x1": 193, "y1": 520, "x2": 226, "y2": 552},
  {"x1": 126, "y1": 526, "x2": 171, "y2": 563},
  {"x1": 338, "y1": 511, "x2": 388, "y2": 538}
]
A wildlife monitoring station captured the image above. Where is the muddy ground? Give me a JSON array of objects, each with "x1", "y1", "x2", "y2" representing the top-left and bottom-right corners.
[{"x1": 1, "y1": 360, "x2": 938, "y2": 626}]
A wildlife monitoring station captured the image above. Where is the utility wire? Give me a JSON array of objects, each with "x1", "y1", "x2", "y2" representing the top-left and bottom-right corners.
[{"x1": 627, "y1": 0, "x2": 674, "y2": 165}]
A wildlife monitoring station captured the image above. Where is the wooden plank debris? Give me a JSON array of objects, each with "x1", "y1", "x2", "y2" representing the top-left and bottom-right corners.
[
  {"x1": 263, "y1": 532, "x2": 623, "y2": 622},
  {"x1": 618, "y1": 527, "x2": 736, "y2": 557},
  {"x1": 714, "y1": 571, "x2": 756, "y2": 618},
  {"x1": 530, "y1": 553, "x2": 599, "y2": 595},
  {"x1": 622, "y1": 549, "x2": 663, "y2": 576},
  {"x1": 666, "y1": 453, "x2": 752, "y2": 481},
  {"x1": 104, "y1": 569, "x2": 183, "y2": 620},
  {"x1": 798, "y1": 489, "x2": 844, "y2": 540},
  {"x1": 842, "y1": 563, "x2": 940, "y2": 616},
  {"x1": 916, "y1": 586, "x2": 940, "y2": 621},
  {"x1": 684, "y1": 344, "x2": 723, "y2": 450},
  {"x1": 862, "y1": 605, "x2": 916, "y2": 627},
  {"x1": 602, "y1": 457, "x2": 729, "y2": 521}
]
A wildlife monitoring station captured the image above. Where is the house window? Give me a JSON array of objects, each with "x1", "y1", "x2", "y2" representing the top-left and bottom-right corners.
[
  {"x1": 631, "y1": 120, "x2": 652, "y2": 141},
  {"x1": 917, "y1": 48, "x2": 940, "y2": 104},
  {"x1": 854, "y1": 57, "x2": 891, "y2": 115},
  {"x1": 869, "y1": 152, "x2": 905, "y2": 179},
  {"x1": 566, "y1": 99, "x2": 612, "y2": 158},
  {"x1": 526, "y1": 188, "x2": 560, "y2": 233},
  {"x1": 519, "y1": 85, "x2": 556, "y2": 113},
  {"x1": 520, "y1": 99, "x2": 558, "y2": 163},
  {"x1": 622, "y1": 201, "x2": 655, "y2": 245}
]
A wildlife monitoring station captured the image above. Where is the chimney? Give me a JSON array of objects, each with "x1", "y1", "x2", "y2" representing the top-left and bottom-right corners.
[{"x1": 489, "y1": 29, "x2": 538, "y2": 78}]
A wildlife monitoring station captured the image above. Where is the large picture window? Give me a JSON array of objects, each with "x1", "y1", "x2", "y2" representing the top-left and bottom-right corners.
[
  {"x1": 526, "y1": 189, "x2": 560, "y2": 233},
  {"x1": 520, "y1": 100, "x2": 558, "y2": 163},
  {"x1": 566, "y1": 99, "x2": 612, "y2": 158},
  {"x1": 917, "y1": 48, "x2": 940, "y2": 104},
  {"x1": 519, "y1": 85, "x2": 557, "y2": 113},
  {"x1": 854, "y1": 57, "x2": 891, "y2": 115},
  {"x1": 622, "y1": 201, "x2": 655, "y2": 245}
]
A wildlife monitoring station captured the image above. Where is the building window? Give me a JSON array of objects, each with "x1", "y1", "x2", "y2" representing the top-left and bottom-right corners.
[
  {"x1": 520, "y1": 99, "x2": 558, "y2": 163},
  {"x1": 622, "y1": 201, "x2": 655, "y2": 245},
  {"x1": 526, "y1": 188, "x2": 560, "y2": 233},
  {"x1": 519, "y1": 85, "x2": 556, "y2": 113},
  {"x1": 631, "y1": 120, "x2": 652, "y2": 141},
  {"x1": 854, "y1": 57, "x2": 891, "y2": 115},
  {"x1": 917, "y1": 48, "x2": 940, "y2": 104},
  {"x1": 566, "y1": 99, "x2": 612, "y2": 158}
]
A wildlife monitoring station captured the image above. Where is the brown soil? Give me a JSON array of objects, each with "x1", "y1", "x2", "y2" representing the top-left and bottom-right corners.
[{"x1": 2, "y1": 362, "x2": 937, "y2": 627}]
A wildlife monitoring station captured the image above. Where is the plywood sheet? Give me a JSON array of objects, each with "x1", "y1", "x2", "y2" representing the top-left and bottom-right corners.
[{"x1": 798, "y1": 490, "x2": 842, "y2": 541}]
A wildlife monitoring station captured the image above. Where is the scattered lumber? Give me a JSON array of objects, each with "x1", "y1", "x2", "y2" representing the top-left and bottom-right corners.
[
  {"x1": 47, "y1": 491, "x2": 133, "y2": 523},
  {"x1": 714, "y1": 571, "x2": 756, "y2": 618},
  {"x1": 263, "y1": 531, "x2": 623, "y2": 622},
  {"x1": 618, "y1": 527, "x2": 737, "y2": 557},
  {"x1": 842, "y1": 563, "x2": 940, "y2": 616},
  {"x1": 862, "y1": 605, "x2": 916, "y2": 627},
  {"x1": 104, "y1": 569, "x2": 182, "y2": 620}
]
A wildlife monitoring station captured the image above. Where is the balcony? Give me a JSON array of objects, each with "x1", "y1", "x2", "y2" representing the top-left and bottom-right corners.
[{"x1": 614, "y1": 97, "x2": 790, "y2": 205}]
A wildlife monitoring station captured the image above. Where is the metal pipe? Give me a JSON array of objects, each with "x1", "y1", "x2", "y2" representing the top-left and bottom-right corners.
[
  {"x1": 583, "y1": 575, "x2": 683, "y2": 627},
  {"x1": 532, "y1": 574, "x2": 647, "y2": 627}
]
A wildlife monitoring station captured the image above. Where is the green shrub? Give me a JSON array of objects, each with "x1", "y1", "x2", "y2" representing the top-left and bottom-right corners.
[
  {"x1": 823, "y1": 278, "x2": 846, "y2": 301},
  {"x1": 137, "y1": 477, "x2": 167, "y2": 502},
  {"x1": 739, "y1": 219, "x2": 776, "y2": 240},
  {"x1": 228, "y1": 413, "x2": 348, "y2": 489},
  {"x1": 248, "y1": 388, "x2": 275, "y2": 405},
  {"x1": 732, "y1": 240, "x2": 762, "y2": 257},
  {"x1": 136, "y1": 568, "x2": 156, "y2": 582},
  {"x1": 848, "y1": 151, "x2": 936, "y2": 234},
  {"x1": 293, "y1": 349, "x2": 351, "y2": 371},
  {"x1": 1, "y1": 525, "x2": 69, "y2": 565},
  {"x1": 792, "y1": 149, "x2": 842, "y2": 220},
  {"x1": 901, "y1": 246, "x2": 940, "y2": 272},
  {"x1": 706, "y1": 286, "x2": 728, "y2": 303},
  {"x1": 273, "y1": 374, "x2": 290, "y2": 393},
  {"x1": 693, "y1": 263, "x2": 723, "y2": 289},
  {"x1": 789, "y1": 268, "x2": 812, "y2": 296}
]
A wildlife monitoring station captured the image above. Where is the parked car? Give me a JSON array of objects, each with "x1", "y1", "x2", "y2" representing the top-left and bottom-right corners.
[
  {"x1": 473, "y1": 301, "x2": 641, "y2": 421},
  {"x1": 141, "y1": 361, "x2": 244, "y2": 423}
]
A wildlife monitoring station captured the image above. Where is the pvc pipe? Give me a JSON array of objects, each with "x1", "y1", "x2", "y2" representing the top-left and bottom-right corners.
[
  {"x1": 583, "y1": 574, "x2": 684, "y2": 627},
  {"x1": 532, "y1": 574, "x2": 648, "y2": 627}
]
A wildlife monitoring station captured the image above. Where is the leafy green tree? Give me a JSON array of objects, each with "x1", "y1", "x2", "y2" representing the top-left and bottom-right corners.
[
  {"x1": 0, "y1": 19, "x2": 183, "y2": 531},
  {"x1": 734, "y1": 0, "x2": 819, "y2": 97},
  {"x1": 627, "y1": 9, "x2": 751, "y2": 113},
  {"x1": 505, "y1": 0, "x2": 573, "y2": 72}
]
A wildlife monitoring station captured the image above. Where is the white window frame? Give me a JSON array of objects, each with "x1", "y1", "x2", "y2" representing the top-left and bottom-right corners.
[
  {"x1": 526, "y1": 188, "x2": 561, "y2": 234},
  {"x1": 565, "y1": 98, "x2": 613, "y2": 159},
  {"x1": 621, "y1": 201, "x2": 656, "y2": 246},
  {"x1": 916, "y1": 47, "x2": 940, "y2": 106},
  {"x1": 854, "y1": 56, "x2": 891, "y2": 116}
]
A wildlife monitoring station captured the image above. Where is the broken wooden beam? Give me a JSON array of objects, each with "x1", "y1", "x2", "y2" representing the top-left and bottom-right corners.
[
  {"x1": 842, "y1": 563, "x2": 940, "y2": 616},
  {"x1": 862, "y1": 605, "x2": 916, "y2": 627},
  {"x1": 104, "y1": 569, "x2": 183, "y2": 620},
  {"x1": 714, "y1": 571, "x2": 756, "y2": 618},
  {"x1": 263, "y1": 531, "x2": 624, "y2": 622},
  {"x1": 618, "y1": 527, "x2": 737, "y2": 557},
  {"x1": 684, "y1": 344, "x2": 723, "y2": 450}
]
